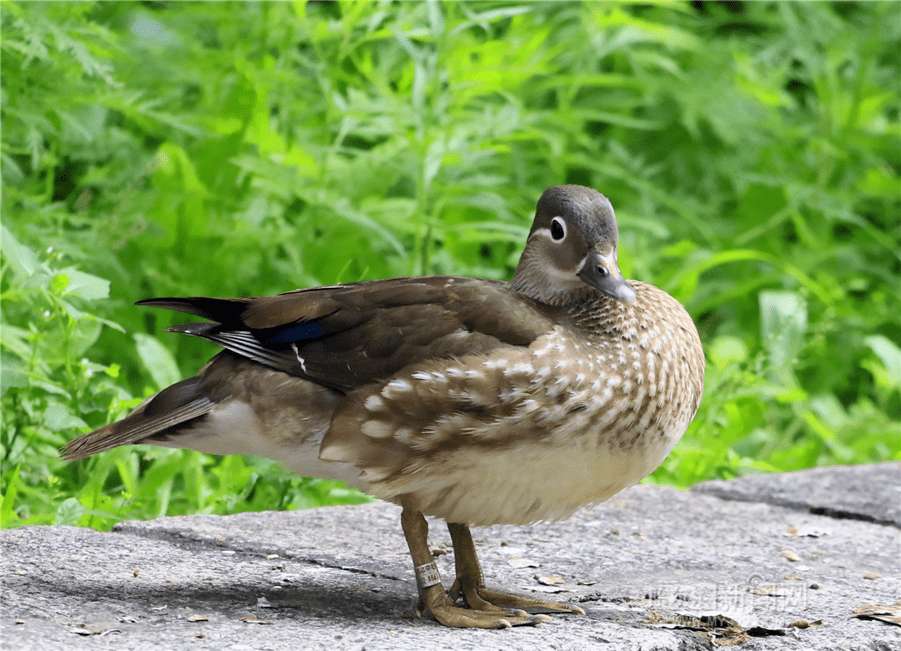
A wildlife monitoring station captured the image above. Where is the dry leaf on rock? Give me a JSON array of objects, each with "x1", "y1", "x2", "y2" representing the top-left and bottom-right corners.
[
  {"x1": 852, "y1": 603, "x2": 901, "y2": 627},
  {"x1": 507, "y1": 557, "x2": 539, "y2": 569}
]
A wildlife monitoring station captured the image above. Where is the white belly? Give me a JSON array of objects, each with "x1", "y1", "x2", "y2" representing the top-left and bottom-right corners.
[
  {"x1": 151, "y1": 400, "x2": 369, "y2": 490},
  {"x1": 385, "y1": 433, "x2": 679, "y2": 527}
]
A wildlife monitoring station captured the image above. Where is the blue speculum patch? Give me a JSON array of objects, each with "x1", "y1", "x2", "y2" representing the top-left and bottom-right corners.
[{"x1": 263, "y1": 321, "x2": 323, "y2": 344}]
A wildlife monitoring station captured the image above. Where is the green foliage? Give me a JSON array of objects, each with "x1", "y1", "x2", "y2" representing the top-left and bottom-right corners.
[{"x1": 2, "y1": 1, "x2": 899, "y2": 529}]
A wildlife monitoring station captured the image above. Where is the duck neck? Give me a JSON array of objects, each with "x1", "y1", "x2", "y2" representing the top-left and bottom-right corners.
[{"x1": 509, "y1": 244, "x2": 588, "y2": 305}]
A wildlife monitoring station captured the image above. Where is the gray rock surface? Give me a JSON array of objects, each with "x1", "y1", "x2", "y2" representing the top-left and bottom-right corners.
[
  {"x1": 2, "y1": 463, "x2": 899, "y2": 650},
  {"x1": 693, "y1": 461, "x2": 901, "y2": 527}
]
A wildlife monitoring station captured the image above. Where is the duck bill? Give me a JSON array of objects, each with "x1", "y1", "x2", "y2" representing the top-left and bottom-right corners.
[{"x1": 578, "y1": 254, "x2": 637, "y2": 304}]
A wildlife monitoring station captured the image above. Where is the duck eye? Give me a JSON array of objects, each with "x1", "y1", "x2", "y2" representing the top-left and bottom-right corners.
[{"x1": 550, "y1": 217, "x2": 566, "y2": 241}]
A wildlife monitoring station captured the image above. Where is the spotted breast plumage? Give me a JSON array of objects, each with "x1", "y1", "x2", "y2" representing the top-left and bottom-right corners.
[{"x1": 63, "y1": 185, "x2": 705, "y2": 629}]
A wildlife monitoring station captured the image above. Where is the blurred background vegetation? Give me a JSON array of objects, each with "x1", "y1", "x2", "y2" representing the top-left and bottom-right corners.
[{"x1": 2, "y1": 1, "x2": 899, "y2": 531}]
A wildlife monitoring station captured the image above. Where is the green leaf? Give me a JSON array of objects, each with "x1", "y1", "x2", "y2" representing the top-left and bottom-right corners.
[
  {"x1": 865, "y1": 335, "x2": 901, "y2": 389},
  {"x1": 59, "y1": 268, "x2": 111, "y2": 300},
  {"x1": 55, "y1": 497, "x2": 86, "y2": 527},
  {"x1": 710, "y1": 336, "x2": 749, "y2": 369},
  {"x1": 0, "y1": 466, "x2": 22, "y2": 527},
  {"x1": 760, "y1": 291, "x2": 808, "y2": 386},
  {"x1": 51, "y1": 273, "x2": 70, "y2": 294},
  {"x1": 134, "y1": 333, "x2": 182, "y2": 390},
  {"x1": 0, "y1": 355, "x2": 29, "y2": 395},
  {"x1": 68, "y1": 318, "x2": 104, "y2": 358},
  {"x1": 1, "y1": 224, "x2": 44, "y2": 280},
  {"x1": 44, "y1": 403, "x2": 89, "y2": 431}
]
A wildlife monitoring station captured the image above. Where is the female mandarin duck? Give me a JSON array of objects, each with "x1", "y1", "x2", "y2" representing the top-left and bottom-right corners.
[{"x1": 64, "y1": 185, "x2": 705, "y2": 629}]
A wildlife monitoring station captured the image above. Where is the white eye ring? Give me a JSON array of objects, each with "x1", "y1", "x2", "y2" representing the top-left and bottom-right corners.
[{"x1": 550, "y1": 217, "x2": 566, "y2": 242}]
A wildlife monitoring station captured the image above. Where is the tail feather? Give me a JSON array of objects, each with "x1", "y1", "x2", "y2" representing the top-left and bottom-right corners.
[
  {"x1": 136, "y1": 297, "x2": 249, "y2": 323},
  {"x1": 61, "y1": 376, "x2": 215, "y2": 461}
]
